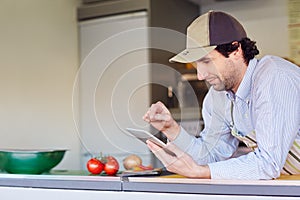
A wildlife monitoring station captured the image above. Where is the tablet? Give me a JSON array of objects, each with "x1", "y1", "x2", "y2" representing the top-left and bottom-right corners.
[
  {"x1": 126, "y1": 128, "x2": 166, "y2": 148},
  {"x1": 126, "y1": 128, "x2": 176, "y2": 156}
]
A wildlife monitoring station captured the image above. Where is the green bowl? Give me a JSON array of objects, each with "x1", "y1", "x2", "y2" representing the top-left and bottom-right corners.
[{"x1": 0, "y1": 149, "x2": 67, "y2": 174}]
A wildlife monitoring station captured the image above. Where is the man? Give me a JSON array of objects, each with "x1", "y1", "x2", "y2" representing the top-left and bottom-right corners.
[{"x1": 143, "y1": 11, "x2": 300, "y2": 179}]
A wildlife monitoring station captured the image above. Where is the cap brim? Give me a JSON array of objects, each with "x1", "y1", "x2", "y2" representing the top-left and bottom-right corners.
[{"x1": 169, "y1": 46, "x2": 216, "y2": 63}]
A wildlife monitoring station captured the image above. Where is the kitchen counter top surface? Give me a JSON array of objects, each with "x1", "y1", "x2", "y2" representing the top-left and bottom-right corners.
[
  {"x1": 0, "y1": 170, "x2": 122, "y2": 191},
  {"x1": 0, "y1": 170, "x2": 300, "y2": 197},
  {"x1": 124, "y1": 174, "x2": 300, "y2": 197}
]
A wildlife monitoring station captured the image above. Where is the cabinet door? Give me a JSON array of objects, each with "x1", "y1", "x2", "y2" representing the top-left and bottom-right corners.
[{"x1": 77, "y1": 11, "x2": 151, "y2": 169}]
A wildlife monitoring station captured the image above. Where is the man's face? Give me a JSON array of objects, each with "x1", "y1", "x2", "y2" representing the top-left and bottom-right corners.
[{"x1": 194, "y1": 49, "x2": 241, "y2": 92}]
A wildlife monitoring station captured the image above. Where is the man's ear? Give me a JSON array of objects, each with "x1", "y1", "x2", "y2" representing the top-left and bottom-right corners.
[{"x1": 229, "y1": 41, "x2": 242, "y2": 59}]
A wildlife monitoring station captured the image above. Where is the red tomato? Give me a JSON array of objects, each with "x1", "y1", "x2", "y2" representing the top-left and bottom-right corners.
[
  {"x1": 104, "y1": 156, "x2": 119, "y2": 176},
  {"x1": 87, "y1": 158, "x2": 104, "y2": 174}
]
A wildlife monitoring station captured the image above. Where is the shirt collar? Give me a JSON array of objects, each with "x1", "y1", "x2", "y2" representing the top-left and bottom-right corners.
[{"x1": 226, "y1": 58, "x2": 258, "y2": 102}]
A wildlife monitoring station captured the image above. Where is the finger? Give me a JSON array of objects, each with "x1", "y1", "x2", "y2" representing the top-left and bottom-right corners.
[
  {"x1": 156, "y1": 101, "x2": 172, "y2": 115},
  {"x1": 148, "y1": 103, "x2": 164, "y2": 120},
  {"x1": 146, "y1": 139, "x2": 161, "y2": 152},
  {"x1": 166, "y1": 143, "x2": 197, "y2": 171},
  {"x1": 163, "y1": 143, "x2": 196, "y2": 173},
  {"x1": 142, "y1": 112, "x2": 150, "y2": 122},
  {"x1": 146, "y1": 140, "x2": 175, "y2": 167},
  {"x1": 165, "y1": 142, "x2": 186, "y2": 158},
  {"x1": 146, "y1": 140, "x2": 165, "y2": 162},
  {"x1": 151, "y1": 113, "x2": 171, "y2": 121}
]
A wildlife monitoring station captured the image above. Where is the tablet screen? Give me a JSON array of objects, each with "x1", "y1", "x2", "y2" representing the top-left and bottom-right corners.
[
  {"x1": 126, "y1": 128, "x2": 176, "y2": 157},
  {"x1": 126, "y1": 128, "x2": 166, "y2": 148}
]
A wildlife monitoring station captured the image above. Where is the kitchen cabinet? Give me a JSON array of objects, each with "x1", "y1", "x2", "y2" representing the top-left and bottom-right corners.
[
  {"x1": 1, "y1": 188, "x2": 299, "y2": 200},
  {"x1": 76, "y1": 0, "x2": 199, "y2": 169}
]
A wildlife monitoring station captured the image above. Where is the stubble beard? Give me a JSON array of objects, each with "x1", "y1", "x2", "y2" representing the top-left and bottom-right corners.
[{"x1": 221, "y1": 60, "x2": 239, "y2": 91}]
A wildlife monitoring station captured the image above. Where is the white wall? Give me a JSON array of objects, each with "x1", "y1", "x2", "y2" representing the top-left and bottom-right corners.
[
  {"x1": 196, "y1": 0, "x2": 289, "y2": 58},
  {"x1": 0, "y1": 0, "x2": 80, "y2": 170}
]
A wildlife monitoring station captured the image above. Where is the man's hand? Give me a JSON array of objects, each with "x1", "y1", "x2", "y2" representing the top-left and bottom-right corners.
[
  {"x1": 143, "y1": 101, "x2": 180, "y2": 141},
  {"x1": 146, "y1": 140, "x2": 211, "y2": 179}
]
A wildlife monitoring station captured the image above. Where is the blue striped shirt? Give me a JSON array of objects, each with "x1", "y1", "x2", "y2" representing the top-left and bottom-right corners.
[{"x1": 173, "y1": 55, "x2": 300, "y2": 179}]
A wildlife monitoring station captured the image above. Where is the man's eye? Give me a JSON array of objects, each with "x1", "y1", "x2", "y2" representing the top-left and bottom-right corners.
[{"x1": 203, "y1": 60, "x2": 210, "y2": 64}]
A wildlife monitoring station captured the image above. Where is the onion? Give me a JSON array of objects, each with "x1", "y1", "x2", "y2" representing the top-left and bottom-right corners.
[{"x1": 123, "y1": 154, "x2": 142, "y2": 170}]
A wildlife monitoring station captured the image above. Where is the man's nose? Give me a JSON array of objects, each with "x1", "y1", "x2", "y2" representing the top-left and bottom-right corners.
[
  {"x1": 197, "y1": 70, "x2": 208, "y2": 80},
  {"x1": 195, "y1": 62, "x2": 208, "y2": 80}
]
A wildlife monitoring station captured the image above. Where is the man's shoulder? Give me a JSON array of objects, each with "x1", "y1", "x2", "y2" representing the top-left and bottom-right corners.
[
  {"x1": 254, "y1": 55, "x2": 300, "y2": 78},
  {"x1": 252, "y1": 55, "x2": 300, "y2": 91},
  {"x1": 257, "y1": 55, "x2": 299, "y2": 71},
  {"x1": 256, "y1": 55, "x2": 281, "y2": 71}
]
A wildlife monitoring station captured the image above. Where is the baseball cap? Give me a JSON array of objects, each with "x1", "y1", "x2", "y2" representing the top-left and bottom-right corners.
[{"x1": 169, "y1": 10, "x2": 247, "y2": 63}]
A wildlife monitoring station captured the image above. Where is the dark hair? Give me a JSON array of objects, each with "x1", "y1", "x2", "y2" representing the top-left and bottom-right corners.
[{"x1": 215, "y1": 37, "x2": 259, "y2": 64}]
